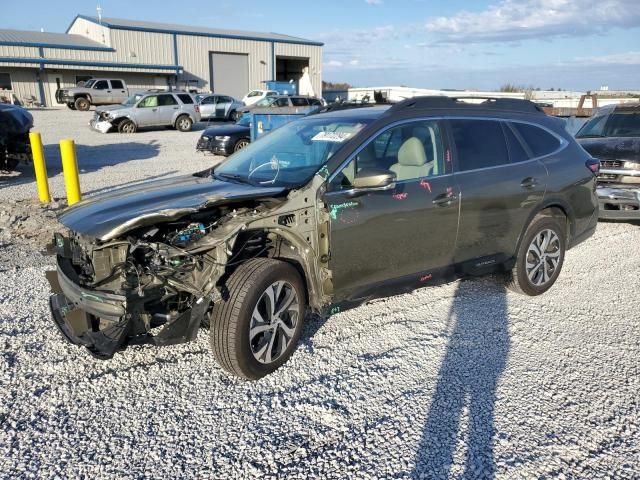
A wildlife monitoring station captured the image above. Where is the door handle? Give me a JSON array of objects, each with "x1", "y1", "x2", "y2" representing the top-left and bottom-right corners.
[
  {"x1": 432, "y1": 192, "x2": 458, "y2": 206},
  {"x1": 521, "y1": 177, "x2": 538, "y2": 189},
  {"x1": 106, "y1": 90, "x2": 111, "y2": 93},
  {"x1": 152, "y1": 108, "x2": 158, "y2": 112},
  {"x1": 173, "y1": 107, "x2": 179, "y2": 110}
]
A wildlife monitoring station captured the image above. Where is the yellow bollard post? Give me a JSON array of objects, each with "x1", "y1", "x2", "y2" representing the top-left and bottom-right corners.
[
  {"x1": 29, "y1": 132, "x2": 50, "y2": 203},
  {"x1": 59, "y1": 139, "x2": 82, "y2": 206}
]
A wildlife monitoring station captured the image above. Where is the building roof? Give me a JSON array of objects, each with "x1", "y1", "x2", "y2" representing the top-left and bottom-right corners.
[
  {"x1": 0, "y1": 28, "x2": 113, "y2": 51},
  {"x1": 72, "y1": 15, "x2": 324, "y2": 46}
]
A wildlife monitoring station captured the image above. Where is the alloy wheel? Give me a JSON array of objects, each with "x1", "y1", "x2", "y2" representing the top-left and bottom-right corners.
[
  {"x1": 235, "y1": 140, "x2": 249, "y2": 151},
  {"x1": 249, "y1": 281, "x2": 299, "y2": 364},
  {"x1": 525, "y1": 229, "x2": 561, "y2": 286}
]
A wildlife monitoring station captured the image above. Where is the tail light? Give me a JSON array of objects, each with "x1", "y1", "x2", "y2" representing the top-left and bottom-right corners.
[
  {"x1": 194, "y1": 105, "x2": 200, "y2": 113},
  {"x1": 586, "y1": 158, "x2": 600, "y2": 174}
]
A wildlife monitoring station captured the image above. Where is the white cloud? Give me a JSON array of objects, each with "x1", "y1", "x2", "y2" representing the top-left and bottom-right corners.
[
  {"x1": 349, "y1": 59, "x2": 360, "y2": 66},
  {"x1": 325, "y1": 60, "x2": 344, "y2": 68},
  {"x1": 573, "y1": 51, "x2": 640, "y2": 65},
  {"x1": 425, "y1": 0, "x2": 640, "y2": 43},
  {"x1": 365, "y1": 0, "x2": 383, "y2": 5}
]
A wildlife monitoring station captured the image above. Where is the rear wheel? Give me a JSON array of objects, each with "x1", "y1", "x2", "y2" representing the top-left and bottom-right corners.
[
  {"x1": 229, "y1": 110, "x2": 240, "y2": 122},
  {"x1": 209, "y1": 258, "x2": 305, "y2": 380},
  {"x1": 506, "y1": 214, "x2": 566, "y2": 295},
  {"x1": 234, "y1": 138, "x2": 250, "y2": 152},
  {"x1": 176, "y1": 115, "x2": 193, "y2": 132},
  {"x1": 118, "y1": 120, "x2": 136, "y2": 134},
  {"x1": 74, "y1": 97, "x2": 90, "y2": 111}
]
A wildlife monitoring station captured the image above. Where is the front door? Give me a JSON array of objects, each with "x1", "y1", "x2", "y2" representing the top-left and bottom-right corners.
[
  {"x1": 325, "y1": 119, "x2": 459, "y2": 301},
  {"x1": 135, "y1": 94, "x2": 160, "y2": 127}
]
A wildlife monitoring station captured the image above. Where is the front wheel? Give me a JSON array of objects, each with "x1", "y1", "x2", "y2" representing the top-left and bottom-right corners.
[
  {"x1": 67, "y1": 103, "x2": 76, "y2": 110},
  {"x1": 506, "y1": 214, "x2": 566, "y2": 296},
  {"x1": 209, "y1": 258, "x2": 305, "y2": 380},
  {"x1": 74, "y1": 97, "x2": 90, "y2": 111},
  {"x1": 234, "y1": 138, "x2": 250, "y2": 152},
  {"x1": 118, "y1": 119, "x2": 137, "y2": 134},
  {"x1": 176, "y1": 115, "x2": 193, "y2": 132}
]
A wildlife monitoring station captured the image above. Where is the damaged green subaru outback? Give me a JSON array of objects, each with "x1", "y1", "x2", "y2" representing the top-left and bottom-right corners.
[{"x1": 46, "y1": 97, "x2": 599, "y2": 379}]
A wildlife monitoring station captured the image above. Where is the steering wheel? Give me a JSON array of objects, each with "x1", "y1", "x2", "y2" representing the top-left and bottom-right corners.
[{"x1": 248, "y1": 158, "x2": 280, "y2": 184}]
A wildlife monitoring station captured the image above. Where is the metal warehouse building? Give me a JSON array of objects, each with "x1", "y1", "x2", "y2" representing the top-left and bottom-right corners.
[{"x1": 0, "y1": 15, "x2": 323, "y2": 107}]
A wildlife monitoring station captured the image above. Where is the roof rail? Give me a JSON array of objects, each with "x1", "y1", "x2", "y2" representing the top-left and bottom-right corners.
[{"x1": 384, "y1": 96, "x2": 544, "y2": 115}]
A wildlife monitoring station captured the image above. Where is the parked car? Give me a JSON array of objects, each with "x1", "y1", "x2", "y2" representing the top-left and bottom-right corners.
[
  {"x1": 46, "y1": 97, "x2": 598, "y2": 379},
  {"x1": 197, "y1": 113, "x2": 251, "y2": 155},
  {"x1": 196, "y1": 94, "x2": 244, "y2": 121},
  {"x1": 241, "y1": 95, "x2": 323, "y2": 114},
  {"x1": 241, "y1": 89, "x2": 279, "y2": 106},
  {"x1": 90, "y1": 91, "x2": 201, "y2": 133},
  {"x1": 57, "y1": 78, "x2": 129, "y2": 111},
  {"x1": 575, "y1": 102, "x2": 640, "y2": 219},
  {"x1": 0, "y1": 104, "x2": 32, "y2": 171}
]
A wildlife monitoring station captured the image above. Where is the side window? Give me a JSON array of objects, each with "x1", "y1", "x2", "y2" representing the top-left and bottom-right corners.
[
  {"x1": 450, "y1": 119, "x2": 510, "y2": 171},
  {"x1": 291, "y1": 97, "x2": 309, "y2": 106},
  {"x1": 219, "y1": 96, "x2": 233, "y2": 103},
  {"x1": 202, "y1": 96, "x2": 216, "y2": 104},
  {"x1": 330, "y1": 120, "x2": 446, "y2": 190},
  {"x1": 110, "y1": 80, "x2": 124, "y2": 89},
  {"x1": 139, "y1": 95, "x2": 158, "y2": 108},
  {"x1": 266, "y1": 91, "x2": 278, "y2": 97},
  {"x1": 503, "y1": 123, "x2": 531, "y2": 163},
  {"x1": 177, "y1": 94, "x2": 194, "y2": 104},
  {"x1": 275, "y1": 98, "x2": 290, "y2": 107},
  {"x1": 512, "y1": 123, "x2": 561, "y2": 157},
  {"x1": 93, "y1": 80, "x2": 109, "y2": 90},
  {"x1": 158, "y1": 94, "x2": 178, "y2": 106},
  {"x1": 310, "y1": 99, "x2": 322, "y2": 106}
]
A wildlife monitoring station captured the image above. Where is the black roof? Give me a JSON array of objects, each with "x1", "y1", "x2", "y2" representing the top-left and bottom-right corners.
[{"x1": 385, "y1": 96, "x2": 544, "y2": 116}]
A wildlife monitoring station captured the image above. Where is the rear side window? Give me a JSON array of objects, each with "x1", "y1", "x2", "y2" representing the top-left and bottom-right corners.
[
  {"x1": 450, "y1": 119, "x2": 510, "y2": 171},
  {"x1": 503, "y1": 124, "x2": 530, "y2": 163},
  {"x1": 110, "y1": 80, "x2": 124, "y2": 89},
  {"x1": 158, "y1": 94, "x2": 178, "y2": 106},
  {"x1": 512, "y1": 123, "x2": 560, "y2": 157},
  {"x1": 177, "y1": 94, "x2": 194, "y2": 104},
  {"x1": 275, "y1": 98, "x2": 290, "y2": 107},
  {"x1": 291, "y1": 97, "x2": 309, "y2": 106}
]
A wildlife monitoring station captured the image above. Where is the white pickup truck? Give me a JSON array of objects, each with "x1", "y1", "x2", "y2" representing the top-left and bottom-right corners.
[{"x1": 57, "y1": 78, "x2": 129, "y2": 111}]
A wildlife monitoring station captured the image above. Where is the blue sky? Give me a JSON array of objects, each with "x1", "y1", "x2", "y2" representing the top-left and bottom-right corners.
[{"x1": 4, "y1": 0, "x2": 640, "y2": 90}]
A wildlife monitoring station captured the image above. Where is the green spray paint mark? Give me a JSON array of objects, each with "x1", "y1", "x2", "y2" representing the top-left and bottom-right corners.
[
  {"x1": 329, "y1": 201, "x2": 358, "y2": 220},
  {"x1": 330, "y1": 305, "x2": 341, "y2": 315},
  {"x1": 317, "y1": 165, "x2": 330, "y2": 179}
]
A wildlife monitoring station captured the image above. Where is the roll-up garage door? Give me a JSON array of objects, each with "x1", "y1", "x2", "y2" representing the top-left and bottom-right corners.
[{"x1": 210, "y1": 52, "x2": 249, "y2": 99}]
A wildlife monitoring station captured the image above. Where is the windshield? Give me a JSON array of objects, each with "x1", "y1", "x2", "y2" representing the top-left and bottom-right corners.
[
  {"x1": 255, "y1": 98, "x2": 276, "y2": 107},
  {"x1": 83, "y1": 79, "x2": 95, "y2": 88},
  {"x1": 122, "y1": 94, "x2": 143, "y2": 106},
  {"x1": 214, "y1": 115, "x2": 373, "y2": 188},
  {"x1": 576, "y1": 110, "x2": 640, "y2": 138}
]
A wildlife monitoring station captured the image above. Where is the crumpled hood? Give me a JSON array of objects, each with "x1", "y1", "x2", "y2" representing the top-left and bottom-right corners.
[
  {"x1": 577, "y1": 137, "x2": 640, "y2": 162},
  {"x1": 58, "y1": 173, "x2": 287, "y2": 240},
  {"x1": 95, "y1": 105, "x2": 128, "y2": 116}
]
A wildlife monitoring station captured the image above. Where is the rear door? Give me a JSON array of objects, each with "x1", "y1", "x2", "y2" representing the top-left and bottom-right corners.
[
  {"x1": 157, "y1": 94, "x2": 180, "y2": 124},
  {"x1": 109, "y1": 80, "x2": 127, "y2": 103},
  {"x1": 200, "y1": 95, "x2": 217, "y2": 119},
  {"x1": 449, "y1": 118, "x2": 547, "y2": 268},
  {"x1": 216, "y1": 96, "x2": 233, "y2": 118},
  {"x1": 325, "y1": 119, "x2": 459, "y2": 299}
]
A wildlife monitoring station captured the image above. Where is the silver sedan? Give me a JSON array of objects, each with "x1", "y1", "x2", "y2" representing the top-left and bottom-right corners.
[{"x1": 196, "y1": 94, "x2": 244, "y2": 121}]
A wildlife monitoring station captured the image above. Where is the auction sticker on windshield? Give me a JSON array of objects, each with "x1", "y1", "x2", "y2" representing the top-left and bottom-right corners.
[{"x1": 312, "y1": 131, "x2": 353, "y2": 142}]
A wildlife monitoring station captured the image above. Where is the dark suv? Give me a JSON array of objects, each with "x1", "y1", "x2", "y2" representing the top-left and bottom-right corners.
[
  {"x1": 46, "y1": 97, "x2": 598, "y2": 379},
  {"x1": 575, "y1": 102, "x2": 640, "y2": 219}
]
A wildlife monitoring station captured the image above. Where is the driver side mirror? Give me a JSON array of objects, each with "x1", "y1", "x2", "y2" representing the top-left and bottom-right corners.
[{"x1": 351, "y1": 168, "x2": 396, "y2": 191}]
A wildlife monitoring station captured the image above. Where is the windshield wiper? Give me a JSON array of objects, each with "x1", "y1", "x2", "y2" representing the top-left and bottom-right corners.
[{"x1": 214, "y1": 172, "x2": 254, "y2": 185}]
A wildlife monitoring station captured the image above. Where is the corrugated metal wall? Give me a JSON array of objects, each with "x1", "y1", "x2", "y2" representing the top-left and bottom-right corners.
[
  {"x1": 68, "y1": 17, "x2": 112, "y2": 47},
  {"x1": 0, "y1": 68, "x2": 40, "y2": 104},
  {"x1": 176, "y1": 35, "x2": 270, "y2": 93}
]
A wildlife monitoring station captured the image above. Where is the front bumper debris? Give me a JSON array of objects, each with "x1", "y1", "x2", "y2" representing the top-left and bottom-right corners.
[
  {"x1": 597, "y1": 185, "x2": 640, "y2": 219},
  {"x1": 89, "y1": 119, "x2": 112, "y2": 134},
  {"x1": 46, "y1": 237, "x2": 210, "y2": 359}
]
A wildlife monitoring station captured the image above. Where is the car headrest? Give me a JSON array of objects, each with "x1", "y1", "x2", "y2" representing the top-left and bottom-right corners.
[{"x1": 398, "y1": 137, "x2": 427, "y2": 167}]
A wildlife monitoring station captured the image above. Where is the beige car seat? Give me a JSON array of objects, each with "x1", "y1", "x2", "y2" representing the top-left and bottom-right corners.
[{"x1": 390, "y1": 137, "x2": 433, "y2": 181}]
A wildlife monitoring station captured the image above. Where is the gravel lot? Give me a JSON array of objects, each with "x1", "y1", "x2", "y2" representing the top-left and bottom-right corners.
[{"x1": 1, "y1": 109, "x2": 639, "y2": 479}]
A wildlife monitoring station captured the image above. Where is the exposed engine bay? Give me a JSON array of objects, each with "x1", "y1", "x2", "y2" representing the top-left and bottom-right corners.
[
  {"x1": 46, "y1": 177, "x2": 332, "y2": 359},
  {"x1": 0, "y1": 104, "x2": 33, "y2": 171}
]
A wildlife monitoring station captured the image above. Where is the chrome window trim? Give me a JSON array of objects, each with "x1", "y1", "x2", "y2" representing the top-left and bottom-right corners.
[{"x1": 325, "y1": 115, "x2": 568, "y2": 187}]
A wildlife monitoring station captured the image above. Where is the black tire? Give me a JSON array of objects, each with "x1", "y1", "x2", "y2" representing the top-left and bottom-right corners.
[
  {"x1": 210, "y1": 258, "x2": 306, "y2": 380},
  {"x1": 74, "y1": 97, "x2": 90, "y2": 111},
  {"x1": 234, "y1": 138, "x2": 250, "y2": 152},
  {"x1": 506, "y1": 214, "x2": 566, "y2": 296},
  {"x1": 118, "y1": 119, "x2": 137, "y2": 134},
  {"x1": 229, "y1": 110, "x2": 239, "y2": 122},
  {"x1": 175, "y1": 115, "x2": 193, "y2": 132},
  {"x1": 67, "y1": 103, "x2": 76, "y2": 110}
]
